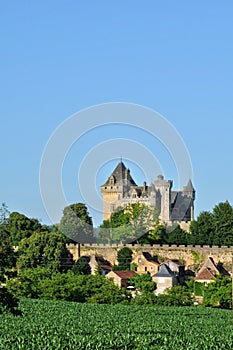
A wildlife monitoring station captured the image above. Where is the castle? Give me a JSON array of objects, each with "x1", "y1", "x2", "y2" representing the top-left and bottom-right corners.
[{"x1": 101, "y1": 160, "x2": 195, "y2": 230}]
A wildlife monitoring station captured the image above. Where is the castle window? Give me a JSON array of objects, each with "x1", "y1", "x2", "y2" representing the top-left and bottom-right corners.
[{"x1": 109, "y1": 175, "x2": 115, "y2": 185}]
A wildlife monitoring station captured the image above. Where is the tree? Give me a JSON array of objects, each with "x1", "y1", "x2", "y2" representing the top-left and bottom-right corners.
[
  {"x1": 99, "y1": 203, "x2": 159, "y2": 244},
  {"x1": 72, "y1": 257, "x2": 91, "y2": 275},
  {"x1": 128, "y1": 273, "x2": 156, "y2": 293},
  {"x1": 189, "y1": 211, "x2": 214, "y2": 245},
  {"x1": 0, "y1": 225, "x2": 15, "y2": 281},
  {"x1": 115, "y1": 247, "x2": 133, "y2": 270},
  {"x1": 7, "y1": 211, "x2": 42, "y2": 245},
  {"x1": 17, "y1": 231, "x2": 73, "y2": 273},
  {"x1": 0, "y1": 203, "x2": 9, "y2": 225},
  {"x1": 155, "y1": 286, "x2": 194, "y2": 306},
  {"x1": 212, "y1": 201, "x2": 233, "y2": 246},
  {"x1": 59, "y1": 203, "x2": 93, "y2": 243},
  {"x1": 202, "y1": 275, "x2": 232, "y2": 309}
]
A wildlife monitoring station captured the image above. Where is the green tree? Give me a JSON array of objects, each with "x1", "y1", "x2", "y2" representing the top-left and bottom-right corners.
[
  {"x1": 7, "y1": 211, "x2": 42, "y2": 245},
  {"x1": 72, "y1": 257, "x2": 91, "y2": 275},
  {"x1": 60, "y1": 203, "x2": 93, "y2": 243},
  {"x1": 189, "y1": 211, "x2": 214, "y2": 245},
  {"x1": 128, "y1": 273, "x2": 156, "y2": 293},
  {"x1": 17, "y1": 231, "x2": 73, "y2": 272},
  {"x1": 114, "y1": 247, "x2": 133, "y2": 270},
  {"x1": 99, "y1": 203, "x2": 159, "y2": 244},
  {"x1": 202, "y1": 275, "x2": 232, "y2": 309},
  {"x1": 156, "y1": 285, "x2": 194, "y2": 306},
  {"x1": 212, "y1": 201, "x2": 233, "y2": 245}
]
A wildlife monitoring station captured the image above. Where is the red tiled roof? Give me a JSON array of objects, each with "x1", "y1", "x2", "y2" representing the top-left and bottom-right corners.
[
  {"x1": 113, "y1": 271, "x2": 137, "y2": 279},
  {"x1": 195, "y1": 268, "x2": 216, "y2": 281}
]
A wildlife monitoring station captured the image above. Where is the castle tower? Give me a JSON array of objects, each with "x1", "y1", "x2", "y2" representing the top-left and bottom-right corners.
[
  {"x1": 101, "y1": 161, "x2": 137, "y2": 220},
  {"x1": 182, "y1": 179, "x2": 195, "y2": 221},
  {"x1": 154, "y1": 175, "x2": 173, "y2": 223}
]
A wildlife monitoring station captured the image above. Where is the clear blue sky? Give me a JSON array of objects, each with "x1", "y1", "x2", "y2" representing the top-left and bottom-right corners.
[{"x1": 1, "y1": 1, "x2": 233, "y2": 227}]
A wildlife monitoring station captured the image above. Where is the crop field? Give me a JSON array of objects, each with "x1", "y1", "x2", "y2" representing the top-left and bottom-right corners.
[{"x1": 0, "y1": 299, "x2": 232, "y2": 349}]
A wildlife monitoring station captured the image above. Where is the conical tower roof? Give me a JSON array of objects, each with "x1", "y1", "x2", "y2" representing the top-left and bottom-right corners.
[
  {"x1": 102, "y1": 161, "x2": 137, "y2": 186},
  {"x1": 183, "y1": 179, "x2": 195, "y2": 192}
]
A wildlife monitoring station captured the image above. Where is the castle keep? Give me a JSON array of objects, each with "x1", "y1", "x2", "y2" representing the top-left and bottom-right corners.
[{"x1": 101, "y1": 161, "x2": 195, "y2": 230}]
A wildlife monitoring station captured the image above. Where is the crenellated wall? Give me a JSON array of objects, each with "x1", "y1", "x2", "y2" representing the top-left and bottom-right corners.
[{"x1": 67, "y1": 243, "x2": 233, "y2": 270}]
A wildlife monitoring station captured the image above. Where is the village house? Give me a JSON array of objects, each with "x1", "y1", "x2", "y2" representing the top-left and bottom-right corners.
[
  {"x1": 152, "y1": 263, "x2": 178, "y2": 294},
  {"x1": 131, "y1": 252, "x2": 160, "y2": 275},
  {"x1": 194, "y1": 256, "x2": 224, "y2": 285},
  {"x1": 106, "y1": 270, "x2": 137, "y2": 288}
]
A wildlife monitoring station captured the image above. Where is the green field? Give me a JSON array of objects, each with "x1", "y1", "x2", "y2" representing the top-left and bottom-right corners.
[{"x1": 0, "y1": 299, "x2": 232, "y2": 349}]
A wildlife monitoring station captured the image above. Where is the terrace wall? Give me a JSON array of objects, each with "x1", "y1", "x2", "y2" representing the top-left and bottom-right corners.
[{"x1": 67, "y1": 244, "x2": 233, "y2": 270}]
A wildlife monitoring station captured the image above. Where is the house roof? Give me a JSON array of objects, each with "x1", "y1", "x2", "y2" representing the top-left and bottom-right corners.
[
  {"x1": 195, "y1": 267, "x2": 215, "y2": 281},
  {"x1": 113, "y1": 271, "x2": 137, "y2": 279},
  {"x1": 142, "y1": 252, "x2": 160, "y2": 265},
  {"x1": 152, "y1": 264, "x2": 175, "y2": 278}
]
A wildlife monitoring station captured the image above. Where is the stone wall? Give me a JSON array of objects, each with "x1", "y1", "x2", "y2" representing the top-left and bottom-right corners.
[{"x1": 67, "y1": 243, "x2": 233, "y2": 270}]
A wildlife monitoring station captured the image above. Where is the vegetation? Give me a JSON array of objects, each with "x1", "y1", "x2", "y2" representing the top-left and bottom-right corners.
[
  {"x1": 113, "y1": 247, "x2": 133, "y2": 271},
  {"x1": 17, "y1": 231, "x2": 73, "y2": 273},
  {"x1": 0, "y1": 299, "x2": 232, "y2": 349},
  {"x1": 99, "y1": 203, "x2": 159, "y2": 244},
  {"x1": 59, "y1": 203, "x2": 93, "y2": 243}
]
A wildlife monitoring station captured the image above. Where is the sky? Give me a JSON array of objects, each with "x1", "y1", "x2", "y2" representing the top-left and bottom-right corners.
[{"x1": 1, "y1": 1, "x2": 233, "y2": 227}]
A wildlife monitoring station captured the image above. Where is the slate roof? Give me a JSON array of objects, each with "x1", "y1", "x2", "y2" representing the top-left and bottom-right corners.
[
  {"x1": 152, "y1": 264, "x2": 175, "y2": 278},
  {"x1": 103, "y1": 161, "x2": 137, "y2": 186}
]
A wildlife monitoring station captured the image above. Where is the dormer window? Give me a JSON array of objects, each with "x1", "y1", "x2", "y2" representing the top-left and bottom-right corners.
[{"x1": 109, "y1": 175, "x2": 115, "y2": 185}]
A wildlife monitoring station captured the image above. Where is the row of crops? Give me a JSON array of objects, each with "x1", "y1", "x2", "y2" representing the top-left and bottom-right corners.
[{"x1": 0, "y1": 298, "x2": 232, "y2": 349}]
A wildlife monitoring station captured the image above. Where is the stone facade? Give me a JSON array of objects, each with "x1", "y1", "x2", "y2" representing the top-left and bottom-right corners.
[{"x1": 100, "y1": 161, "x2": 195, "y2": 230}]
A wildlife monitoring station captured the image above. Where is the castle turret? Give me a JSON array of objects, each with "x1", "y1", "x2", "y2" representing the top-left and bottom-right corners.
[
  {"x1": 154, "y1": 175, "x2": 172, "y2": 223},
  {"x1": 100, "y1": 161, "x2": 137, "y2": 220},
  {"x1": 182, "y1": 179, "x2": 195, "y2": 220}
]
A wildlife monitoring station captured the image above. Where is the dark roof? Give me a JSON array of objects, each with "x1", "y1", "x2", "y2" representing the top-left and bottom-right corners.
[
  {"x1": 183, "y1": 179, "x2": 195, "y2": 192},
  {"x1": 142, "y1": 252, "x2": 160, "y2": 265},
  {"x1": 113, "y1": 271, "x2": 137, "y2": 279},
  {"x1": 103, "y1": 161, "x2": 137, "y2": 186},
  {"x1": 153, "y1": 264, "x2": 175, "y2": 278}
]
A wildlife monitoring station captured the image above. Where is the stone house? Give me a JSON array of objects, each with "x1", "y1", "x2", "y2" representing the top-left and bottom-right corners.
[
  {"x1": 152, "y1": 264, "x2": 178, "y2": 294},
  {"x1": 106, "y1": 270, "x2": 137, "y2": 288},
  {"x1": 194, "y1": 257, "x2": 221, "y2": 285},
  {"x1": 131, "y1": 252, "x2": 160, "y2": 275},
  {"x1": 163, "y1": 259, "x2": 185, "y2": 285}
]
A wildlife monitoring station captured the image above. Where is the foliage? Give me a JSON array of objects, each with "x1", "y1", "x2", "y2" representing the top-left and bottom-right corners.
[
  {"x1": 0, "y1": 203, "x2": 9, "y2": 225},
  {"x1": 99, "y1": 203, "x2": 159, "y2": 244},
  {"x1": 7, "y1": 271, "x2": 130, "y2": 304},
  {"x1": 0, "y1": 224, "x2": 16, "y2": 282},
  {"x1": 202, "y1": 275, "x2": 232, "y2": 309},
  {"x1": 0, "y1": 299, "x2": 232, "y2": 349},
  {"x1": 59, "y1": 203, "x2": 93, "y2": 243},
  {"x1": 17, "y1": 231, "x2": 73, "y2": 273},
  {"x1": 190, "y1": 201, "x2": 233, "y2": 246},
  {"x1": 72, "y1": 257, "x2": 91, "y2": 275},
  {"x1": 156, "y1": 285, "x2": 194, "y2": 306},
  {"x1": 0, "y1": 286, "x2": 20, "y2": 315},
  {"x1": 7, "y1": 212, "x2": 42, "y2": 245},
  {"x1": 128, "y1": 273, "x2": 156, "y2": 293},
  {"x1": 116, "y1": 247, "x2": 133, "y2": 270}
]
